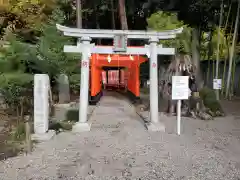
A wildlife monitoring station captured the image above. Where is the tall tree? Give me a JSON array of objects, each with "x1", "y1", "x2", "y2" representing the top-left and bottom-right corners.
[
  {"x1": 143, "y1": 0, "x2": 229, "y2": 89},
  {"x1": 118, "y1": 0, "x2": 128, "y2": 30},
  {"x1": 111, "y1": 0, "x2": 116, "y2": 29},
  {"x1": 215, "y1": 0, "x2": 224, "y2": 100},
  {"x1": 76, "y1": 0, "x2": 82, "y2": 28},
  {"x1": 0, "y1": 0, "x2": 56, "y2": 31}
]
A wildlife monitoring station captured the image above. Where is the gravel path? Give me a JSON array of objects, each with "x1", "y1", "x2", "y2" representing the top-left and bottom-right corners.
[{"x1": 1, "y1": 93, "x2": 240, "y2": 179}]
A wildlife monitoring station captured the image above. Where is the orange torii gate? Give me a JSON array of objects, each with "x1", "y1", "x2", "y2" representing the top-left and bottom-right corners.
[{"x1": 89, "y1": 51, "x2": 147, "y2": 103}]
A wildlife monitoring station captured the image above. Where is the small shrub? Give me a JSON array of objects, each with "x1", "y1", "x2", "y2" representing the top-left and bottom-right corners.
[
  {"x1": 0, "y1": 73, "x2": 33, "y2": 117},
  {"x1": 65, "y1": 109, "x2": 79, "y2": 122},
  {"x1": 49, "y1": 121, "x2": 73, "y2": 132},
  {"x1": 0, "y1": 60, "x2": 10, "y2": 73},
  {"x1": 199, "y1": 86, "x2": 223, "y2": 113},
  {"x1": 10, "y1": 122, "x2": 26, "y2": 141},
  {"x1": 69, "y1": 74, "x2": 80, "y2": 95}
]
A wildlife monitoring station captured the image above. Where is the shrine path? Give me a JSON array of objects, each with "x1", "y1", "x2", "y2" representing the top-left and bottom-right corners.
[{"x1": 1, "y1": 92, "x2": 240, "y2": 180}]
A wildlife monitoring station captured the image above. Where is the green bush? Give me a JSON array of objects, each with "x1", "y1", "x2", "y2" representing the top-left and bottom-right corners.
[
  {"x1": 0, "y1": 60, "x2": 10, "y2": 73},
  {"x1": 69, "y1": 74, "x2": 80, "y2": 94},
  {"x1": 10, "y1": 122, "x2": 26, "y2": 141},
  {"x1": 66, "y1": 109, "x2": 79, "y2": 122},
  {"x1": 0, "y1": 73, "x2": 33, "y2": 87},
  {"x1": 199, "y1": 86, "x2": 223, "y2": 113},
  {"x1": 0, "y1": 73, "x2": 34, "y2": 116}
]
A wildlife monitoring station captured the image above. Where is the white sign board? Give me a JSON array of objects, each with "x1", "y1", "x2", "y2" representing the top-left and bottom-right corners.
[
  {"x1": 213, "y1": 79, "x2": 222, "y2": 90},
  {"x1": 172, "y1": 76, "x2": 189, "y2": 100},
  {"x1": 34, "y1": 74, "x2": 50, "y2": 134}
]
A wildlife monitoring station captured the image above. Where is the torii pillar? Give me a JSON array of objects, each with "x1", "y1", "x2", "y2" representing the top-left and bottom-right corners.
[
  {"x1": 56, "y1": 24, "x2": 183, "y2": 132},
  {"x1": 148, "y1": 37, "x2": 162, "y2": 130}
]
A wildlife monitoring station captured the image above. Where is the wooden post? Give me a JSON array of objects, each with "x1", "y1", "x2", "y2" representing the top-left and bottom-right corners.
[{"x1": 24, "y1": 115, "x2": 32, "y2": 153}]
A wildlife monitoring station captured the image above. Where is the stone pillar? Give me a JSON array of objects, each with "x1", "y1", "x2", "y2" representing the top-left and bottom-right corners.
[
  {"x1": 32, "y1": 74, "x2": 55, "y2": 141},
  {"x1": 58, "y1": 74, "x2": 70, "y2": 103},
  {"x1": 147, "y1": 38, "x2": 165, "y2": 132},
  {"x1": 72, "y1": 36, "x2": 92, "y2": 132}
]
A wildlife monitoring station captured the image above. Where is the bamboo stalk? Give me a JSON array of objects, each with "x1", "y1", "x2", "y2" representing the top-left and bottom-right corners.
[
  {"x1": 222, "y1": 2, "x2": 232, "y2": 95},
  {"x1": 222, "y1": 19, "x2": 234, "y2": 95},
  {"x1": 230, "y1": 57, "x2": 236, "y2": 99},
  {"x1": 224, "y1": 2, "x2": 232, "y2": 30},
  {"x1": 215, "y1": 0, "x2": 224, "y2": 100},
  {"x1": 212, "y1": 59, "x2": 215, "y2": 81},
  {"x1": 225, "y1": 0, "x2": 240, "y2": 98},
  {"x1": 206, "y1": 30, "x2": 213, "y2": 85}
]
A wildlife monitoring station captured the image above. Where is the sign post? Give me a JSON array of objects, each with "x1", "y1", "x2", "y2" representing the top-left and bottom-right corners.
[
  {"x1": 213, "y1": 79, "x2": 222, "y2": 90},
  {"x1": 213, "y1": 79, "x2": 222, "y2": 101},
  {"x1": 172, "y1": 76, "x2": 189, "y2": 135}
]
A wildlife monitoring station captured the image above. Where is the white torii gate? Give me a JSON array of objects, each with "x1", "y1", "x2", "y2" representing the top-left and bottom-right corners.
[{"x1": 56, "y1": 24, "x2": 183, "y2": 132}]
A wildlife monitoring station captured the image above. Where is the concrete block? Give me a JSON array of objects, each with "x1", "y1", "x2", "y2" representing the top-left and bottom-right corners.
[
  {"x1": 31, "y1": 130, "x2": 56, "y2": 141},
  {"x1": 72, "y1": 122, "x2": 91, "y2": 133},
  {"x1": 146, "y1": 122, "x2": 165, "y2": 132}
]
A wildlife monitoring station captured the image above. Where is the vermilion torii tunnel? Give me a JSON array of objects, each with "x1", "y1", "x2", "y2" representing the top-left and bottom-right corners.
[{"x1": 89, "y1": 51, "x2": 147, "y2": 104}]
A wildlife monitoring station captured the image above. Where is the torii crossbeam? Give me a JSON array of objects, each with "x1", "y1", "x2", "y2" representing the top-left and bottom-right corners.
[{"x1": 56, "y1": 24, "x2": 183, "y2": 132}]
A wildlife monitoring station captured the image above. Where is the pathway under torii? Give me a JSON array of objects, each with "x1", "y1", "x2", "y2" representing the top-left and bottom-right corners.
[{"x1": 56, "y1": 24, "x2": 183, "y2": 132}]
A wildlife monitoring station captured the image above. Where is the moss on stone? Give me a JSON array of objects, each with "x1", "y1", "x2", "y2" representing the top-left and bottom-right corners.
[{"x1": 199, "y1": 87, "x2": 224, "y2": 115}]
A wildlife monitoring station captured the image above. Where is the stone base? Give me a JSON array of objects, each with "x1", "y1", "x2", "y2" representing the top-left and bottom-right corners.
[
  {"x1": 146, "y1": 122, "x2": 165, "y2": 132},
  {"x1": 72, "y1": 122, "x2": 91, "y2": 133},
  {"x1": 31, "y1": 130, "x2": 56, "y2": 141}
]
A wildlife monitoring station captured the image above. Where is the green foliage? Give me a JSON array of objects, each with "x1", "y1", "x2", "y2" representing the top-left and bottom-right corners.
[
  {"x1": 0, "y1": 73, "x2": 33, "y2": 116},
  {"x1": 0, "y1": 73, "x2": 33, "y2": 87},
  {"x1": 36, "y1": 7, "x2": 80, "y2": 78},
  {"x1": 147, "y1": 11, "x2": 192, "y2": 54},
  {"x1": 199, "y1": 86, "x2": 223, "y2": 113},
  {"x1": 0, "y1": 0, "x2": 57, "y2": 31},
  {"x1": 0, "y1": 35, "x2": 37, "y2": 73},
  {"x1": 147, "y1": 11, "x2": 183, "y2": 30},
  {"x1": 66, "y1": 109, "x2": 79, "y2": 122},
  {"x1": 147, "y1": 11, "x2": 230, "y2": 60},
  {"x1": 200, "y1": 28, "x2": 228, "y2": 60},
  {"x1": 69, "y1": 74, "x2": 80, "y2": 94},
  {"x1": 49, "y1": 121, "x2": 74, "y2": 132},
  {"x1": 0, "y1": 59, "x2": 9, "y2": 73},
  {"x1": 10, "y1": 122, "x2": 26, "y2": 141}
]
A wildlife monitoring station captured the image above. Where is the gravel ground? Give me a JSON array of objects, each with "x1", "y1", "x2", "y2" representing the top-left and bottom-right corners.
[{"x1": 1, "y1": 92, "x2": 240, "y2": 180}]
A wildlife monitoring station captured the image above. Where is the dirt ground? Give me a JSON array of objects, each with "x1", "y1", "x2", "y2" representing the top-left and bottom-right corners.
[
  {"x1": 0, "y1": 92, "x2": 81, "y2": 161},
  {"x1": 0, "y1": 112, "x2": 20, "y2": 161},
  {"x1": 0, "y1": 92, "x2": 240, "y2": 179},
  {"x1": 221, "y1": 98, "x2": 240, "y2": 117}
]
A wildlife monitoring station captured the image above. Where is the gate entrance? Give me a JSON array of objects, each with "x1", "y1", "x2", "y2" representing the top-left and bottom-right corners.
[
  {"x1": 89, "y1": 53, "x2": 146, "y2": 104},
  {"x1": 56, "y1": 24, "x2": 183, "y2": 132}
]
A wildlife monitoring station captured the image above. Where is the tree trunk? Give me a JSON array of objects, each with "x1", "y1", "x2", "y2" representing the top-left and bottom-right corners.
[
  {"x1": 191, "y1": 27, "x2": 203, "y2": 90},
  {"x1": 118, "y1": 0, "x2": 128, "y2": 30},
  {"x1": 94, "y1": 3, "x2": 101, "y2": 44},
  {"x1": 206, "y1": 30, "x2": 213, "y2": 85},
  {"x1": 222, "y1": 3, "x2": 233, "y2": 95},
  {"x1": 215, "y1": 0, "x2": 224, "y2": 100},
  {"x1": 111, "y1": 0, "x2": 116, "y2": 29},
  {"x1": 225, "y1": 0, "x2": 240, "y2": 98},
  {"x1": 76, "y1": 0, "x2": 82, "y2": 28}
]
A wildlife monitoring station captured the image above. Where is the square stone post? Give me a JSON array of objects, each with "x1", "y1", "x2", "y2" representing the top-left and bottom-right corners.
[
  {"x1": 32, "y1": 74, "x2": 56, "y2": 141},
  {"x1": 147, "y1": 37, "x2": 165, "y2": 132},
  {"x1": 72, "y1": 36, "x2": 92, "y2": 132}
]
